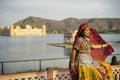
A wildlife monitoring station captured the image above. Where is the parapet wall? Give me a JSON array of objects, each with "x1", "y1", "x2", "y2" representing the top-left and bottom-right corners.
[
  {"x1": 0, "y1": 71, "x2": 47, "y2": 80},
  {"x1": 0, "y1": 65, "x2": 120, "y2": 80},
  {"x1": 0, "y1": 24, "x2": 46, "y2": 36}
]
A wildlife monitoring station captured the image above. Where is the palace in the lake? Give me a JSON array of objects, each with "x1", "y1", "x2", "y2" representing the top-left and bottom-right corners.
[
  {"x1": 64, "y1": 30, "x2": 77, "y2": 43},
  {"x1": 0, "y1": 24, "x2": 46, "y2": 36}
]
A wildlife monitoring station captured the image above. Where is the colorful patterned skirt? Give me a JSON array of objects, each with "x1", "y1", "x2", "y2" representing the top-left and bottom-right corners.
[{"x1": 78, "y1": 54, "x2": 114, "y2": 80}]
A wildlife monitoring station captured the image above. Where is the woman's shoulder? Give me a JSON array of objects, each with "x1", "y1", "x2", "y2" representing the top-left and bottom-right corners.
[
  {"x1": 76, "y1": 37, "x2": 84, "y2": 42},
  {"x1": 78, "y1": 37, "x2": 84, "y2": 41}
]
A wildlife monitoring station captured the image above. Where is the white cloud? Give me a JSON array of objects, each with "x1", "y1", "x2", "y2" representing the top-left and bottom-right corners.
[{"x1": 91, "y1": 1, "x2": 111, "y2": 12}]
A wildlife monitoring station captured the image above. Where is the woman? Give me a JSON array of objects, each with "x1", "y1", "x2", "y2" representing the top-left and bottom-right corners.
[{"x1": 69, "y1": 23, "x2": 114, "y2": 80}]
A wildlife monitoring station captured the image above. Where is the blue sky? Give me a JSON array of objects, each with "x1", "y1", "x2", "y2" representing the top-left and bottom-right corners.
[{"x1": 0, "y1": 0, "x2": 120, "y2": 26}]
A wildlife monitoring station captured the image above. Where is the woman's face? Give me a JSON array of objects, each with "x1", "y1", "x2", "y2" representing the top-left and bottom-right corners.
[{"x1": 83, "y1": 27, "x2": 90, "y2": 37}]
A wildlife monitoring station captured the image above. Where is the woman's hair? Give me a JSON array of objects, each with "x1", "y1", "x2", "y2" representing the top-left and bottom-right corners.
[
  {"x1": 78, "y1": 30, "x2": 84, "y2": 37},
  {"x1": 111, "y1": 56, "x2": 118, "y2": 65}
]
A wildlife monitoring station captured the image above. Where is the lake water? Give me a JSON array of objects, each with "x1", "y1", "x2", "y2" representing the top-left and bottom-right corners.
[{"x1": 0, "y1": 34, "x2": 120, "y2": 74}]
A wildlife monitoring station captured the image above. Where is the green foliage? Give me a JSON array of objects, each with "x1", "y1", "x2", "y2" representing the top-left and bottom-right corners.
[
  {"x1": 99, "y1": 29, "x2": 120, "y2": 34},
  {"x1": 118, "y1": 61, "x2": 120, "y2": 64}
]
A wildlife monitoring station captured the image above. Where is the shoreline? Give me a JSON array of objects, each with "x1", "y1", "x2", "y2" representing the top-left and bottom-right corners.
[
  {"x1": 48, "y1": 40, "x2": 120, "y2": 48},
  {"x1": 48, "y1": 43, "x2": 72, "y2": 48}
]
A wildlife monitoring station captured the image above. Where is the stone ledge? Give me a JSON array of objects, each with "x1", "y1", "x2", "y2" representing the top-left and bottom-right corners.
[{"x1": 0, "y1": 65, "x2": 120, "y2": 80}]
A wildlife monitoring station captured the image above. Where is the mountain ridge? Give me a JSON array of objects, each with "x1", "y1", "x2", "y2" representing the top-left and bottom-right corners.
[{"x1": 14, "y1": 16, "x2": 120, "y2": 33}]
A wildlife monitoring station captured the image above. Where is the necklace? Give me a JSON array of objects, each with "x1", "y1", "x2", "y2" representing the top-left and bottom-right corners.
[{"x1": 84, "y1": 37, "x2": 90, "y2": 54}]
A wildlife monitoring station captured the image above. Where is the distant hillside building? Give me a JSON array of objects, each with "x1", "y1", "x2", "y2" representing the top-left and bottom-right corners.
[
  {"x1": 64, "y1": 30, "x2": 77, "y2": 43},
  {"x1": 0, "y1": 24, "x2": 46, "y2": 36}
]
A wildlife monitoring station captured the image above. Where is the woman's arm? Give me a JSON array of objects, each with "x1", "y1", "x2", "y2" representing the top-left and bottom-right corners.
[
  {"x1": 91, "y1": 43, "x2": 109, "y2": 49},
  {"x1": 70, "y1": 48, "x2": 77, "y2": 73},
  {"x1": 71, "y1": 48, "x2": 77, "y2": 64}
]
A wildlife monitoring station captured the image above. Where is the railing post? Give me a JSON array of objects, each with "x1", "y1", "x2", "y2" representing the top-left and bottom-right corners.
[
  {"x1": 1, "y1": 62, "x2": 4, "y2": 74},
  {"x1": 47, "y1": 68, "x2": 53, "y2": 80},
  {"x1": 39, "y1": 60, "x2": 41, "y2": 71}
]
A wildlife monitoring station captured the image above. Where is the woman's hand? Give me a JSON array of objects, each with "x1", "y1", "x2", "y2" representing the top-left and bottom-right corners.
[
  {"x1": 71, "y1": 62, "x2": 77, "y2": 73},
  {"x1": 103, "y1": 42, "x2": 110, "y2": 48}
]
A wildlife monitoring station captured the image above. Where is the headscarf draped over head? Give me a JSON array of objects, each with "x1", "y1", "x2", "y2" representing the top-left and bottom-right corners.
[
  {"x1": 74, "y1": 23, "x2": 89, "y2": 41},
  {"x1": 74, "y1": 23, "x2": 114, "y2": 61}
]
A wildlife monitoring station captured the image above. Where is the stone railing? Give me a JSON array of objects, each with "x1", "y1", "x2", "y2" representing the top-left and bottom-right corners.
[
  {"x1": 0, "y1": 65, "x2": 120, "y2": 80},
  {"x1": 0, "y1": 71, "x2": 47, "y2": 80},
  {"x1": 112, "y1": 65, "x2": 120, "y2": 80}
]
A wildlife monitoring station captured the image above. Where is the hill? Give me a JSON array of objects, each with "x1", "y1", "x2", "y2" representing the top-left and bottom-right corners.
[{"x1": 14, "y1": 16, "x2": 120, "y2": 33}]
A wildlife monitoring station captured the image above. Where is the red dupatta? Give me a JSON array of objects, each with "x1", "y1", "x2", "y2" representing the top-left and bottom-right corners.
[{"x1": 89, "y1": 28, "x2": 114, "y2": 61}]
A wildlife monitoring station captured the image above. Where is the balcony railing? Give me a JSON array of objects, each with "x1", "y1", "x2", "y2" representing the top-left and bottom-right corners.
[
  {"x1": 0, "y1": 58, "x2": 69, "y2": 74},
  {"x1": 0, "y1": 57, "x2": 120, "y2": 80},
  {"x1": 0, "y1": 65, "x2": 120, "y2": 80}
]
